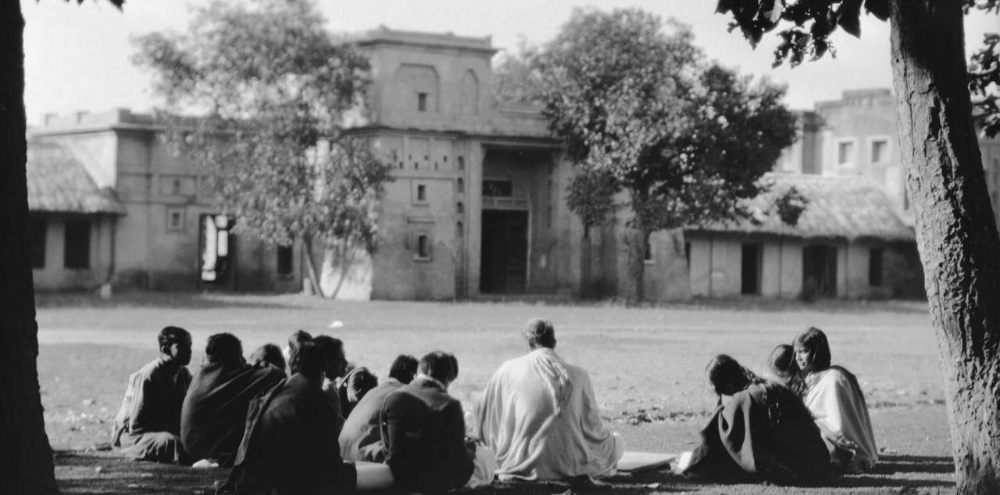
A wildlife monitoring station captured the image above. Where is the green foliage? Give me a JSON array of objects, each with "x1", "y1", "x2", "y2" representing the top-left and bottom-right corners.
[
  {"x1": 716, "y1": 0, "x2": 1000, "y2": 137},
  {"x1": 565, "y1": 168, "x2": 618, "y2": 229},
  {"x1": 775, "y1": 186, "x2": 809, "y2": 226},
  {"x1": 133, "y1": 0, "x2": 393, "y2": 255},
  {"x1": 534, "y1": 8, "x2": 797, "y2": 234}
]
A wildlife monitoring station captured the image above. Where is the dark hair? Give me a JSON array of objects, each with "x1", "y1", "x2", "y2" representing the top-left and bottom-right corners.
[
  {"x1": 706, "y1": 354, "x2": 760, "y2": 397},
  {"x1": 290, "y1": 341, "x2": 325, "y2": 382},
  {"x1": 312, "y1": 335, "x2": 345, "y2": 378},
  {"x1": 205, "y1": 333, "x2": 243, "y2": 365},
  {"x1": 250, "y1": 343, "x2": 286, "y2": 372},
  {"x1": 389, "y1": 354, "x2": 419, "y2": 384},
  {"x1": 768, "y1": 344, "x2": 796, "y2": 379},
  {"x1": 523, "y1": 319, "x2": 556, "y2": 349},
  {"x1": 419, "y1": 351, "x2": 459, "y2": 384},
  {"x1": 343, "y1": 367, "x2": 378, "y2": 404},
  {"x1": 158, "y1": 326, "x2": 190, "y2": 350},
  {"x1": 793, "y1": 327, "x2": 832, "y2": 371}
]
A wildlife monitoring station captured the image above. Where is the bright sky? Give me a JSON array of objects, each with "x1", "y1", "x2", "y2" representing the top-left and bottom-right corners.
[{"x1": 21, "y1": 0, "x2": 999, "y2": 124}]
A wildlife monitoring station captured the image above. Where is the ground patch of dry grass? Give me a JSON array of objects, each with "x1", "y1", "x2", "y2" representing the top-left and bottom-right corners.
[{"x1": 37, "y1": 292, "x2": 953, "y2": 494}]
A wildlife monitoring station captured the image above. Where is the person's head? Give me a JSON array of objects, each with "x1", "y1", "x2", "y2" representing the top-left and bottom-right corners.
[
  {"x1": 523, "y1": 318, "x2": 556, "y2": 350},
  {"x1": 793, "y1": 327, "x2": 832, "y2": 373},
  {"x1": 388, "y1": 354, "x2": 419, "y2": 384},
  {"x1": 290, "y1": 341, "x2": 326, "y2": 383},
  {"x1": 158, "y1": 326, "x2": 192, "y2": 366},
  {"x1": 313, "y1": 335, "x2": 348, "y2": 379},
  {"x1": 768, "y1": 344, "x2": 798, "y2": 383},
  {"x1": 418, "y1": 351, "x2": 459, "y2": 387},
  {"x1": 706, "y1": 354, "x2": 757, "y2": 397},
  {"x1": 344, "y1": 367, "x2": 378, "y2": 404},
  {"x1": 205, "y1": 333, "x2": 244, "y2": 366},
  {"x1": 250, "y1": 343, "x2": 286, "y2": 373}
]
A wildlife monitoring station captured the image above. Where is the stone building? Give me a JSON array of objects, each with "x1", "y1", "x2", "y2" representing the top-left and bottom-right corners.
[{"x1": 33, "y1": 29, "x2": 1000, "y2": 300}]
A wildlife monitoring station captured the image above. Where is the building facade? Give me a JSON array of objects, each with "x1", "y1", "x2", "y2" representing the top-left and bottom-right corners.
[{"x1": 34, "y1": 29, "x2": 1000, "y2": 301}]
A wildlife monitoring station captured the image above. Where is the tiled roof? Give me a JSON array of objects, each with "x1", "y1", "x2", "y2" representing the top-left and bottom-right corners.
[
  {"x1": 691, "y1": 172, "x2": 914, "y2": 241},
  {"x1": 26, "y1": 142, "x2": 125, "y2": 215}
]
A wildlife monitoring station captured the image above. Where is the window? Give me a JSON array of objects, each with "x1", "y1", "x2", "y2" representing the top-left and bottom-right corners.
[
  {"x1": 166, "y1": 208, "x2": 185, "y2": 231},
  {"x1": 482, "y1": 180, "x2": 513, "y2": 197},
  {"x1": 871, "y1": 139, "x2": 888, "y2": 163},
  {"x1": 838, "y1": 140, "x2": 855, "y2": 165},
  {"x1": 417, "y1": 92, "x2": 428, "y2": 112},
  {"x1": 643, "y1": 237, "x2": 653, "y2": 263},
  {"x1": 456, "y1": 201, "x2": 464, "y2": 214},
  {"x1": 64, "y1": 218, "x2": 91, "y2": 269},
  {"x1": 456, "y1": 221, "x2": 464, "y2": 238},
  {"x1": 277, "y1": 245, "x2": 293, "y2": 276},
  {"x1": 685, "y1": 242, "x2": 692, "y2": 273},
  {"x1": 416, "y1": 234, "x2": 430, "y2": 260},
  {"x1": 457, "y1": 156, "x2": 465, "y2": 171},
  {"x1": 29, "y1": 215, "x2": 46, "y2": 268},
  {"x1": 456, "y1": 178, "x2": 464, "y2": 194},
  {"x1": 416, "y1": 184, "x2": 427, "y2": 202},
  {"x1": 869, "y1": 247, "x2": 884, "y2": 286}
]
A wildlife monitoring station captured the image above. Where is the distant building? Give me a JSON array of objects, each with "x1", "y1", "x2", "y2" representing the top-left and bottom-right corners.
[{"x1": 35, "y1": 29, "x2": 992, "y2": 301}]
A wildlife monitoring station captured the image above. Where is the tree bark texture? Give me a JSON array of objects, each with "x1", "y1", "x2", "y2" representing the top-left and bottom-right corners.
[
  {"x1": 623, "y1": 227, "x2": 649, "y2": 303},
  {"x1": 0, "y1": 2, "x2": 59, "y2": 493},
  {"x1": 890, "y1": 1, "x2": 1000, "y2": 493}
]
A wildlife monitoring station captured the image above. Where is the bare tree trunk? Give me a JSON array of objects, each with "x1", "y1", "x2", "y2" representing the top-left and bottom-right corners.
[
  {"x1": 624, "y1": 226, "x2": 649, "y2": 303},
  {"x1": 324, "y1": 241, "x2": 356, "y2": 300},
  {"x1": 580, "y1": 225, "x2": 592, "y2": 298},
  {"x1": 890, "y1": 1, "x2": 1000, "y2": 493},
  {"x1": 301, "y1": 235, "x2": 323, "y2": 297},
  {"x1": 0, "y1": 3, "x2": 59, "y2": 493}
]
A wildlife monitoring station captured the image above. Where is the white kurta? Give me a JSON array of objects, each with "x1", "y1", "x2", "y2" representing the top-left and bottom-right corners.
[
  {"x1": 473, "y1": 348, "x2": 623, "y2": 481},
  {"x1": 804, "y1": 367, "x2": 879, "y2": 470}
]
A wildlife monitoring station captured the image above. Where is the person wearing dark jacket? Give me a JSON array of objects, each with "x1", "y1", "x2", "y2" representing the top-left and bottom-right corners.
[
  {"x1": 181, "y1": 333, "x2": 284, "y2": 465},
  {"x1": 380, "y1": 351, "x2": 474, "y2": 492},
  {"x1": 221, "y1": 341, "x2": 357, "y2": 495},
  {"x1": 339, "y1": 354, "x2": 417, "y2": 462}
]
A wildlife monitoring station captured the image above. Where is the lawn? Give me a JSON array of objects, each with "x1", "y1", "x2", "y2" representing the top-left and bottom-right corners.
[{"x1": 37, "y1": 292, "x2": 954, "y2": 494}]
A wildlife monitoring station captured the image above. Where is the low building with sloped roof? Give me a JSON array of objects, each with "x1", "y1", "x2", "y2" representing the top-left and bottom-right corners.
[
  {"x1": 683, "y1": 173, "x2": 921, "y2": 299},
  {"x1": 27, "y1": 141, "x2": 125, "y2": 290}
]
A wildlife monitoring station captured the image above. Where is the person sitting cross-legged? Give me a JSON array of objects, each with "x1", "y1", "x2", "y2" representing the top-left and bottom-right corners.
[
  {"x1": 380, "y1": 351, "x2": 495, "y2": 491},
  {"x1": 472, "y1": 318, "x2": 624, "y2": 481},
  {"x1": 221, "y1": 341, "x2": 358, "y2": 495},
  {"x1": 794, "y1": 327, "x2": 879, "y2": 472},
  {"x1": 678, "y1": 354, "x2": 830, "y2": 485},
  {"x1": 180, "y1": 333, "x2": 284, "y2": 466},
  {"x1": 339, "y1": 354, "x2": 417, "y2": 462},
  {"x1": 111, "y1": 326, "x2": 193, "y2": 464}
]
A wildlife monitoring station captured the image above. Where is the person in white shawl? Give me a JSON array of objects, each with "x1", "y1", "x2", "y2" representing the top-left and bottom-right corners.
[
  {"x1": 472, "y1": 319, "x2": 624, "y2": 481},
  {"x1": 794, "y1": 327, "x2": 878, "y2": 472}
]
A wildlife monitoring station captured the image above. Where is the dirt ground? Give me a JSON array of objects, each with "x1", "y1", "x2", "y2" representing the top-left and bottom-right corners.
[{"x1": 37, "y1": 293, "x2": 956, "y2": 494}]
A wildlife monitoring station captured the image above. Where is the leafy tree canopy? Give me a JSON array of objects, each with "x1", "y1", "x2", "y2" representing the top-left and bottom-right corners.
[
  {"x1": 716, "y1": 0, "x2": 1000, "y2": 136},
  {"x1": 133, "y1": 0, "x2": 393, "y2": 294}
]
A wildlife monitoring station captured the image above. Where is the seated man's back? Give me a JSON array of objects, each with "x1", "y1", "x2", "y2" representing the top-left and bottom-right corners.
[
  {"x1": 475, "y1": 319, "x2": 623, "y2": 480},
  {"x1": 229, "y1": 341, "x2": 357, "y2": 495},
  {"x1": 181, "y1": 333, "x2": 284, "y2": 463},
  {"x1": 381, "y1": 352, "x2": 473, "y2": 492},
  {"x1": 339, "y1": 379, "x2": 402, "y2": 461}
]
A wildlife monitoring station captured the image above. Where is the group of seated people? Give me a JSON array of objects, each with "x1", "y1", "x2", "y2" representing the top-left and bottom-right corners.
[
  {"x1": 111, "y1": 321, "x2": 875, "y2": 492},
  {"x1": 678, "y1": 326, "x2": 879, "y2": 484}
]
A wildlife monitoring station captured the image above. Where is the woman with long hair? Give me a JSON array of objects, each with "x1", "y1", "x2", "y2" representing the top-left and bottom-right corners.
[
  {"x1": 677, "y1": 354, "x2": 829, "y2": 485},
  {"x1": 793, "y1": 327, "x2": 878, "y2": 472}
]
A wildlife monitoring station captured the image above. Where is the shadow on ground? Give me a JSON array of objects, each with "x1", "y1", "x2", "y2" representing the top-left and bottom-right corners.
[{"x1": 56, "y1": 452, "x2": 955, "y2": 495}]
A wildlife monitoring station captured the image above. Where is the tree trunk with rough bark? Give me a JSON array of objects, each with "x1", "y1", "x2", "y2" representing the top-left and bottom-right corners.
[
  {"x1": 0, "y1": 2, "x2": 59, "y2": 493},
  {"x1": 890, "y1": 1, "x2": 1000, "y2": 493},
  {"x1": 623, "y1": 227, "x2": 649, "y2": 303}
]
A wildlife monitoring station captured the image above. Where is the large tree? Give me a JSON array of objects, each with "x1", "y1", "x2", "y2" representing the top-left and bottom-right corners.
[
  {"x1": 133, "y1": 0, "x2": 393, "y2": 297},
  {"x1": 717, "y1": 0, "x2": 1000, "y2": 492},
  {"x1": 531, "y1": 8, "x2": 798, "y2": 301}
]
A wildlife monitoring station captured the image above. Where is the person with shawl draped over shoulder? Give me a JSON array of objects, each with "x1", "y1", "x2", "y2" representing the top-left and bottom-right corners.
[
  {"x1": 794, "y1": 327, "x2": 878, "y2": 472},
  {"x1": 678, "y1": 355, "x2": 830, "y2": 485},
  {"x1": 472, "y1": 318, "x2": 623, "y2": 481}
]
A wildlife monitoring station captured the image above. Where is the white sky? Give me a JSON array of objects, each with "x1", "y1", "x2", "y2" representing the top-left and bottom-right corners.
[{"x1": 21, "y1": 0, "x2": 999, "y2": 124}]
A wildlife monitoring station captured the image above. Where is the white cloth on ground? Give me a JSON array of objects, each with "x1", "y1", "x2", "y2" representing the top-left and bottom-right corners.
[{"x1": 804, "y1": 367, "x2": 879, "y2": 470}]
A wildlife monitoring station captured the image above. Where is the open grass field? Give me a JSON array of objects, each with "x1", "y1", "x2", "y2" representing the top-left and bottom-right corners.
[{"x1": 37, "y1": 293, "x2": 955, "y2": 494}]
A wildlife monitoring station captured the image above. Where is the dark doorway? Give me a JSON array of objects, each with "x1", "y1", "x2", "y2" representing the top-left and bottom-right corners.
[
  {"x1": 741, "y1": 243, "x2": 761, "y2": 295},
  {"x1": 480, "y1": 210, "x2": 528, "y2": 294},
  {"x1": 802, "y1": 244, "x2": 838, "y2": 298},
  {"x1": 198, "y1": 214, "x2": 235, "y2": 289}
]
